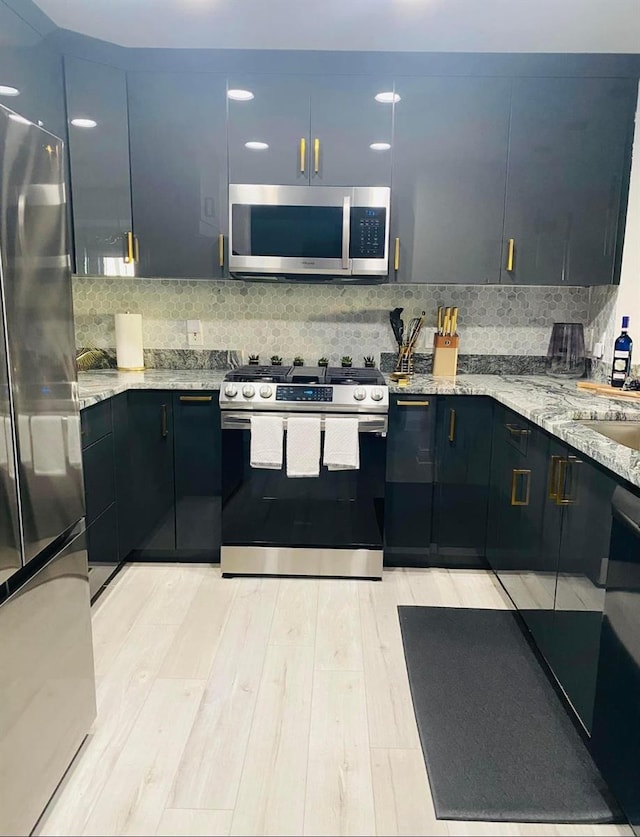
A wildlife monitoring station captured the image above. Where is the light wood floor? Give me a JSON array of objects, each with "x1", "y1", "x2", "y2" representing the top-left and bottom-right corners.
[{"x1": 35, "y1": 564, "x2": 631, "y2": 837}]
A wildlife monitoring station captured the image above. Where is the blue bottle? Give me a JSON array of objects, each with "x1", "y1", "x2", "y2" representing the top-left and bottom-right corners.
[{"x1": 611, "y1": 316, "x2": 633, "y2": 388}]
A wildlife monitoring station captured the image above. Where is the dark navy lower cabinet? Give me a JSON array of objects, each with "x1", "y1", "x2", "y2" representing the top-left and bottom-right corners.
[
  {"x1": 432, "y1": 396, "x2": 493, "y2": 567},
  {"x1": 384, "y1": 395, "x2": 436, "y2": 567},
  {"x1": 173, "y1": 392, "x2": 221, "y2": 559}
]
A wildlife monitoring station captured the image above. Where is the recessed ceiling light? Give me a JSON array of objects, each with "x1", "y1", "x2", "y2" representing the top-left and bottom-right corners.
[
  {"x1": 228, "y1": 89, "x2": 254, "y2": 101},
  {"x1": 71, "y1": 118, "x2": 97, "y2": 128},
  {"x1": 245, "y1": 141, "x2": 269, "y2": 150},
  {"x1": 370, "y1": 142, "x2": 391, "y2": 151},
  {"x1": 375, "y1": 91, "x2": 401, "y2": 104},
  {"x1": 0, "y1": 85, "x2": 20, "y2": 97},
  {"x1": 9, "y1": 113, "x2": 30, "y2": 125}
]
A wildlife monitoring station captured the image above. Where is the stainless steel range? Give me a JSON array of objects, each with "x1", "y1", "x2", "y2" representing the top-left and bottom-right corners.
[{"x1": 219, "y1": 365, "x2": 389, "y2": 579}]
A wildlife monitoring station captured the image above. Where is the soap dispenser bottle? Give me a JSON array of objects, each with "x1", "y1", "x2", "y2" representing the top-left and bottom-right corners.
[{"x1": 611, "y1": 316, "x2": 633, "y2": 388}]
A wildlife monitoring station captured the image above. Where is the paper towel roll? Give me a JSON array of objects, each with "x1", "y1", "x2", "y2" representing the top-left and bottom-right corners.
[{"x1": 115, "y1": 313, "x2": 144, "y2": 371}]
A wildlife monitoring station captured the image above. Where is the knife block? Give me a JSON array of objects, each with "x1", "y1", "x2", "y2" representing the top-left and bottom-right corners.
[{"x1": 432, "y1": 334, "x2": 459, "y2": 376}]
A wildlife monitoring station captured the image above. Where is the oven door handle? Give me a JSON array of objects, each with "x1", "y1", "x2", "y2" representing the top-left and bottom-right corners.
[{"x1": 220, "y1": 412, "x2": 387, "y2": 434}]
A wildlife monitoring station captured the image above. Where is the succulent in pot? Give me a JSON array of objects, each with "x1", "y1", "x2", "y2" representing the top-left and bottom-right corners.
[
  {"x1": 341, "y1": 356, "x2": 352, "y2": 368},
  {"x1": 318, "y1": 357, "x2": 329, "y2": 367},
  {"x1": 248, "y1": 354, "x2": 260, "y2": 365},
  {"x1": 364, "y1": 356, "x2": 376, "y2": 368},
  {"x1": 270, "y1": 355, "x2": 283, "y2": 366},
  {"x1": 293, "y1": 356, "x2": 304, "y2": 366}
]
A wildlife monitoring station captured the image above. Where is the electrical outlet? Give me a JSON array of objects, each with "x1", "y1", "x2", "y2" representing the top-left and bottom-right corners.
[
  {"x1": 593, "y1": 342, "x2": 604, "y2": 359},
  {"x1": 186, "y1": 319, "x2": 203, "y2": 347}
]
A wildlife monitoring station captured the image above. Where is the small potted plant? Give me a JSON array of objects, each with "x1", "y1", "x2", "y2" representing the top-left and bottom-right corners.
[
  {"x1": 248, "y1": 354, "x2": 260, "y2": 366},
  {"x1": 293, "y1": 356, "x2": 304, "y2": 366},
  {"x1": 364, "y1": 355, "x2": 376, "y2": 368},
  {"x1": 318, "y1": 357, "x2": 329, "y2": 368},
  {"x1": 341, "y1": 356, "x2": 352, "y2": 368},
  {"x1": 270, "y1": 355, "x2": 283, "y2": 366}
]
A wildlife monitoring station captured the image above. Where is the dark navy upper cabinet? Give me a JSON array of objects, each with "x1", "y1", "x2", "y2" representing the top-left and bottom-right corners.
[
  {"x1": 433, "y1": 397, "x2": 493, "y2": 566},
  {"x1": 501, "y1": 77, "x2": 637, "y2": 286},
  {"x1": 308, "y1": 77, "x2": 393, "y2": 187},
  {"x1": 227, "y1": 75, "x2": 310, "y2": 186},
  {"x1": 391, "y1": 77, "x2": 511, "y2": 283},
  {"x1": 65, "y1": 57, "x2": 133, "y2": 276},
  {"x1": 128, "y1": 72, "x2": 227, "y2": 278}
]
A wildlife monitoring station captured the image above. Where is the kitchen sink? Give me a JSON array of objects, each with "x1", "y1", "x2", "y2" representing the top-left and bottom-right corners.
[{"x1": 578, "y1": 420, "x2": 640, "y2": 451}]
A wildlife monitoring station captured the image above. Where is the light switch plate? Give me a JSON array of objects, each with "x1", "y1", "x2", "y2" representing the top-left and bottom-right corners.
[{"x1": 186, "y1": 319, "x2": 203, "y2": 347}]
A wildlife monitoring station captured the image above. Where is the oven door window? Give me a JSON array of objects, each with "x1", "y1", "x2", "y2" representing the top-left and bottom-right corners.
[
  {"x1": 231, "y1": 204, "x2": 343, "y2": 259},
  {"x1": 222, "y1": 429, "x2": 385, "y2": 549}
]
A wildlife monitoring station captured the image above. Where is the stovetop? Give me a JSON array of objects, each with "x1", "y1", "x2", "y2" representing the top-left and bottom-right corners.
[
  {"x1": 220, "y1": 365, "x2": 388, "y2": 413},
  {"x1": 224, "y1": 365, "x2": 385, "y2": 386}
]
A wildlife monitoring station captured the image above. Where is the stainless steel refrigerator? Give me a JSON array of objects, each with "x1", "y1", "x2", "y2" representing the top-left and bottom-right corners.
[{"x1": 0, "y1": 104, "x2": 96, "y2": 837}]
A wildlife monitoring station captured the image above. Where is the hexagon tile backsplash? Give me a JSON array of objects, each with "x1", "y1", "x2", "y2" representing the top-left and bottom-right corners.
[{"x1": 73, "y1": 276, "x2": 602, "y2": 369}]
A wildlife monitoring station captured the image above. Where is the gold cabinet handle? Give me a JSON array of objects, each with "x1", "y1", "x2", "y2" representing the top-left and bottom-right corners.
[
  {"x1": 448, "y1": 408, "x2": 456, "y2": 443},
  {"x1": 555, "y1": 456, "x2": 582, "y2": 506},
  {"x1": 506, "y1": 238, "x2": 515, "y2": 272},
  {"x1": 394, "y1": 237, "x2": 400, "y2": 271},
  {"x1": 161, "y1": 404, "x2": 168, "y2": 438},
  {"x1": 300, "y1": 137, "x2": 306, "y2": 174},
  {"x1": 548, "y1": 455, "x2": 563, "y2": 501},
  {"x1": 134, "y1": 235, "x2": 140, "y2": 263},
  {"x1": 511, "y1": 469, "x2": 531, "y2": 506},
  {"x1": 179, "y1": 395, "x2": 213, "y2": 402},
  {"x1": 505, "y1": 423, "x2": 530, "y2": 437},
  {"x1": 313, "y1": 138, "x2": 320, "y2": 174},
  {"x1": 397, "y1": 400, "x2": 429, "y2": 406},
  {"x1": 124, "y1": 231, "x2": 134, "y2": 263},
  {"x1": 218, "y1": 233, "x2": 224, "y2": 268}
]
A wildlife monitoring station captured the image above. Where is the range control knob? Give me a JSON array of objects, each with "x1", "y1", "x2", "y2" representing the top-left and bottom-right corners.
[
  {"x1": 259, "y1": 385, "x2": 273, "y2": 399},
  {"x1": 371, "y1": 387, "x2": 384, "y2": 402},
  {"x1": 242, "y1": 384, "x2": 256, "y2": 398},
  {"x1": 353, "y1": 387, "x2": 367, "y2": 401},
  {"x1": 224, "y1": 384, "x2": 238, "y2": 398}
]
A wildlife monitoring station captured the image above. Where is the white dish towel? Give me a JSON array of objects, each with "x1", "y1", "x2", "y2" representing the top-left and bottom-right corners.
[
  {"x1": 250, "y1": 414, "x2": 284, "y2": 469},
  {"x1": 31, "y1": 415, "x2": 66, "y2": 476},
  {"x1": 323, "y1": 417, "x2": 360, "y2": 471},
  {"x1": 286, "y1": 416, "x2": 321, "y2": 478}
]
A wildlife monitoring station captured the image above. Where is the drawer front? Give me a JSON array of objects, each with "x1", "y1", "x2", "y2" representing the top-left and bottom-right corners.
[
  {"x1": 87, "y1": 504, "x2": 119, "y2": 567},
  {"x1": 386, "y1": 395, "x2": 436, "y2": 483},
  {"x1": 81, "y1": 399, "x2": 112, "y2": 449},
  {"x1": 497, "y1": 405, "x2": 531, "y2": 456},
  {"x1": 83, "y1": 433, "x2": 116, "y2": 524}
]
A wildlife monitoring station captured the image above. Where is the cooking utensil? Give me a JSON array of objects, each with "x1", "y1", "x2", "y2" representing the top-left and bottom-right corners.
[{"x1": 390, "y1": 307, "x2": 404, "y2": 347}]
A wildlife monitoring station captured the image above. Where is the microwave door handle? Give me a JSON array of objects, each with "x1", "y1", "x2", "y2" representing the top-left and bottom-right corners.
[{"x1": 342, "y1": 196, "x2": 351, "y2": 271}]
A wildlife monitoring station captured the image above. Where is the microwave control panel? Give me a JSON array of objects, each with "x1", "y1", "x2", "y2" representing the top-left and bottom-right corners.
[{"x1": 350, "y1": 207, "x2": 386, "y2": 259}]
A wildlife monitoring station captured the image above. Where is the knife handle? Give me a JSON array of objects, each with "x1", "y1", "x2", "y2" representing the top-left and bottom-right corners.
[
  {"x1": 451, "y1": 307, "x2": 458, "y2": 335},
  {"x1": 437, "y1": 306, "x2": 443, "y2": 335}
]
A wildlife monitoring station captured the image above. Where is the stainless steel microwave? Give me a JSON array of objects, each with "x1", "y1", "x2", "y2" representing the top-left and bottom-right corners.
[{"x1": 228, "y1": 184, "x2": 391, "y2": 282}]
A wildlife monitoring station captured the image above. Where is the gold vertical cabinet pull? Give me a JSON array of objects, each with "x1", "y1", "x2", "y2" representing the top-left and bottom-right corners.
[
  {"x1": 448, "y1": 408, "x2": 456, "y2": 443},
  {"x1": 394, "y1": 237, "x2": 400, "y2": 271},
  {"x1": 506, "y1": 238, "x2": 515, "y2": 272},
  {"x1": 313, "y1": 138, "x2": 320, "y2": 174},
  {"x1": 397, "y1": 400, "x2": 429, "y2": 407},
  {"x1": 511, "y1": 469, "x2": 531, "y2": 506},
  {"x1": 555, "y1": 456, "x2": 582, "y2": 506},
  {"x1": 179, "y1": 395, "x2": 213, "y2": 403},
  {"x1": 299, "y1": 137, "x2": 306, "y2": 174},
  {"x1": 124, "y1": 231, "x2": 134, "y2": 263},
  {"x1": 218, "y1": 234, "x2": 224, "y2": 268},
  {"x1": 548, "y1": 455, "x2": 564, "y2": 501},
  {"x1": 161, "y1": 404, "x2": 168, "y2": 438}
]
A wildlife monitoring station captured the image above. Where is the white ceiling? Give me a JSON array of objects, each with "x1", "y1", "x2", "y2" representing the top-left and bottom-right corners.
[{"x1": 31, "y1": 0, "x2": 640, "y2": 52}]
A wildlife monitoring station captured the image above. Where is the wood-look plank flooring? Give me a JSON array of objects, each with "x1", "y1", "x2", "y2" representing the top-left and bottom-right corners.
[{"x1": 35, "y1": 564, "x2": 632, "y2": 837}]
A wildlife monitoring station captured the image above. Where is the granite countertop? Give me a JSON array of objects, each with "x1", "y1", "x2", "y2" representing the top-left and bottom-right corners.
[{"x1": 78, "y1": 370, "x2": 640, "y2": 490}]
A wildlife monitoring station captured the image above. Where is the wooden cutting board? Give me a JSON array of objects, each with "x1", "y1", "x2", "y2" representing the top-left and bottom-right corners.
[{"x1": 576, "y1": 381, "x2": 640, "y2": 400}]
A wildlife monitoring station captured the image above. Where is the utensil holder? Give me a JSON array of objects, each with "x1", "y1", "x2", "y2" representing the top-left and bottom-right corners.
[
  {"x1": 394, "y1": 346, "x2": 415, "y2": 376},
  {"x1": 432, "y1": 334, "x2": 459, "y2": 376}
]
